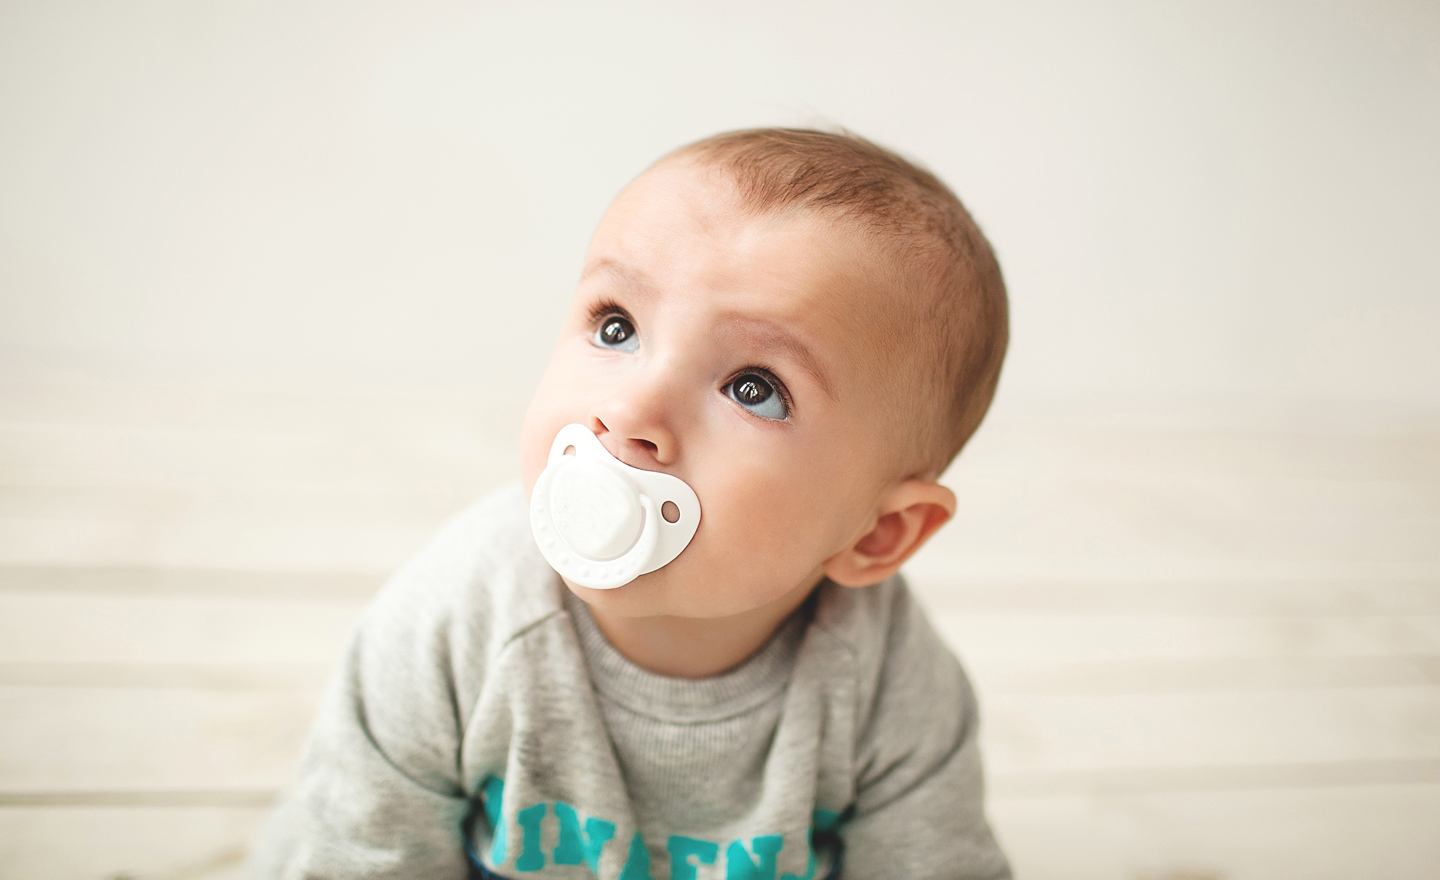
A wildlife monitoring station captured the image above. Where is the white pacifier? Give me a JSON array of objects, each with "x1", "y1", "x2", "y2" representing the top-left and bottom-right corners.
[{"x1": 529, "y1": 424, "x2": 702, "y2": 590}]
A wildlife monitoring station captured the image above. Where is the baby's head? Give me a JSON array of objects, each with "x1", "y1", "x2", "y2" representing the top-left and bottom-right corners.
[{"x1": 521, "y1": 129, "x2": 1007, "y2": 622}]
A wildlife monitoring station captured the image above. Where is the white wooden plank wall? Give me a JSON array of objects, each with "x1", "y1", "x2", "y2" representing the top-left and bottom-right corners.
[{"x1": 0, "y1": 378, "x2": 1435, "y2": 879}]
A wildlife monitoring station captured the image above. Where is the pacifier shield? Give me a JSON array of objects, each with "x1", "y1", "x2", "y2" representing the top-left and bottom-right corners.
[{"x1": 529, "y1": 423, "x2": 702, "y2": 590}]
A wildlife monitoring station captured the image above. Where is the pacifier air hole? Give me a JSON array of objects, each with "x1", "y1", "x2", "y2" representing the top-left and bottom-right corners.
[{"x1": 661, "y1": 501, "x2": 680, "y2": 523}]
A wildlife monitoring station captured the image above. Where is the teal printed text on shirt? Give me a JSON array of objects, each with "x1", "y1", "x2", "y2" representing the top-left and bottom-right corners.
[{"x1": 479, "y1": 780, "x2": 836, "y2": 879}]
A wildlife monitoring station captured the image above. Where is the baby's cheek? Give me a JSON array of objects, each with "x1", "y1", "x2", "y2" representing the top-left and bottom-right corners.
[
  {"x1": 516, "y1": 422, "x2": 550, "y2": 498},
  {"x1": 671, "y1": 537, "x2": 812, "y2": 617},
  {"x1": 518, "y1": 410, "x2": 579, "y2": 502},
  {"x1": 705, "y1": 479, "x2": 823, "y2": 564}
]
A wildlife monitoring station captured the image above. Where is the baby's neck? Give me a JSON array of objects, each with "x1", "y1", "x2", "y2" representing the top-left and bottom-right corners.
[{"x1": 583, "y1": 574, "x2": 821, "y2": 679}]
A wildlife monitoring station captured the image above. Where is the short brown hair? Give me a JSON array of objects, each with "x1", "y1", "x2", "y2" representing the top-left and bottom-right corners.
[{"x1": 672, "y1": 128, "x2": 1008, "y2": 476}]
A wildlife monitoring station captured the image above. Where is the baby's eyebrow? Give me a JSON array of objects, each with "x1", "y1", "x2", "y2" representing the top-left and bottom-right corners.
[
  {"x1": 579, "y1": 258, "x2": 657, "y2": 298},
  {"x1": 721, "y1": 318, "x2": 835, "y2": 401},
  {"x1": 582, "y1": 257, "x2": 834, "y2": 400}
]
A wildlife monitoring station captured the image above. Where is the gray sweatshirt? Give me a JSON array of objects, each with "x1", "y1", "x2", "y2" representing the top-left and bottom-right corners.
[{"x1": 253, "y1": 484, "x2": 1009, "y2": 880}]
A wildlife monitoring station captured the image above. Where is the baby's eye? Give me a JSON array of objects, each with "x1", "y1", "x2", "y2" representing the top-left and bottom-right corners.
[
  {"x1": 593, "y1": 314, "x2": 639, "y2": 353},
  {"x1": 726, "y1": 372, "x2": 788, "y2": 420}
]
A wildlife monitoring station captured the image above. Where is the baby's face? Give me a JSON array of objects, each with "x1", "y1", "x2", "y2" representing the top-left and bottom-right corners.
[{"x1": 521, "y1": 160, "x2": 904, "y2": 620}]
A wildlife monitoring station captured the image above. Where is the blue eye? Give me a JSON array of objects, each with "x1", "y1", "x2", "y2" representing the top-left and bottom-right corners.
[
  {"x1": 594, "y1": 314, "x2": 639, "y2": 353},
  {"x1": 726, "y1": 372, "x2": 788, "y2": 420}
]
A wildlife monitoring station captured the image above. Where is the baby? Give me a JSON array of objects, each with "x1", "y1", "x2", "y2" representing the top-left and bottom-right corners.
[{"x1": 255, "y1": 129, "x2": 1011, "y2": 880}]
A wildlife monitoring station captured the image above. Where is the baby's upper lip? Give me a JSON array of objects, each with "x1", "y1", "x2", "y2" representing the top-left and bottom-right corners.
[{"x1": 597, "y1": 435, "x2": 669, "y2": 473}]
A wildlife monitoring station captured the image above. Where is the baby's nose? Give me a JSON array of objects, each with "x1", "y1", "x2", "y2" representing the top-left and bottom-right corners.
[
  {"x1": 590, "y1": 414, "x2": 675, "y2": 468},
  {"x1": 588, "y1": 378, "x2": 681, "y2": 466}
]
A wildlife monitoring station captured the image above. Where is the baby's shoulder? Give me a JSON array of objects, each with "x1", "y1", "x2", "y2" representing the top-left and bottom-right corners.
[
  {"x1": 812, "y1": 575, "x2": 949, "y2": 663},
  {"x1": 810, "y1": 574, "x2": 974, "y2": 720},
  {"x1": 361, "y1": 482, "x2": 562, "y2": 672}
]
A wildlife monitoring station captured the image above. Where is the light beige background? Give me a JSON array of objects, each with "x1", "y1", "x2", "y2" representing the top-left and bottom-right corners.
[{"x1": 1, "y1": 2, "x2": 1437, "y2": 878}]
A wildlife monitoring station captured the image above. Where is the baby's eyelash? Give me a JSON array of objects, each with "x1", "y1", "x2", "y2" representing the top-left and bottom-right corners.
[{"x1": 587, "y1": 297, "x2": 631, "y2": 325}]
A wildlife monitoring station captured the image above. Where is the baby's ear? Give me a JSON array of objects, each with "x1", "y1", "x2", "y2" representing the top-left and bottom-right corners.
[{"x1": 822, "y1": 479, "x2": 956, "y2": 588}]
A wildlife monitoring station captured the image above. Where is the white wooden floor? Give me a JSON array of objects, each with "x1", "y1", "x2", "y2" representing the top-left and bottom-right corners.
[{"x1": 1, "y1": 377, "x2": 1436, "y2": 879}]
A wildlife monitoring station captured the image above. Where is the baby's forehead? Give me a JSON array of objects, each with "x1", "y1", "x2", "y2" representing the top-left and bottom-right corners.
[{"x1": 596, "y1": 160, "x2": 924, "y2": 355}]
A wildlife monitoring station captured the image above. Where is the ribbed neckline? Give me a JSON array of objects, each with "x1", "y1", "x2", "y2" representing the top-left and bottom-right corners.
[{"x1": 564, "y1": 588, "x2": 810, "y2": 724}]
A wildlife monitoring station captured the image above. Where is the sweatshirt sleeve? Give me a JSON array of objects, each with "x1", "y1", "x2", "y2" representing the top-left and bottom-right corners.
[
  {"x1": 839, "y1": 586, "x2": 1011, "y2": 880},
  {"x1": 250, "y1": 504, "x2": 504, "y2": 879}
]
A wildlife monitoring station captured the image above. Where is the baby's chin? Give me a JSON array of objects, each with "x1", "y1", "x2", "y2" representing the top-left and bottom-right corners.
[
  {"x1": 562, "y1": 560, "x2": 820, "y2": 623},
  {"x1": 560, "y1": 563, "x2": 739, "y2": 621},
  {"x1": 561, "y1": 569, "x2": 683, "y2": 618}
]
